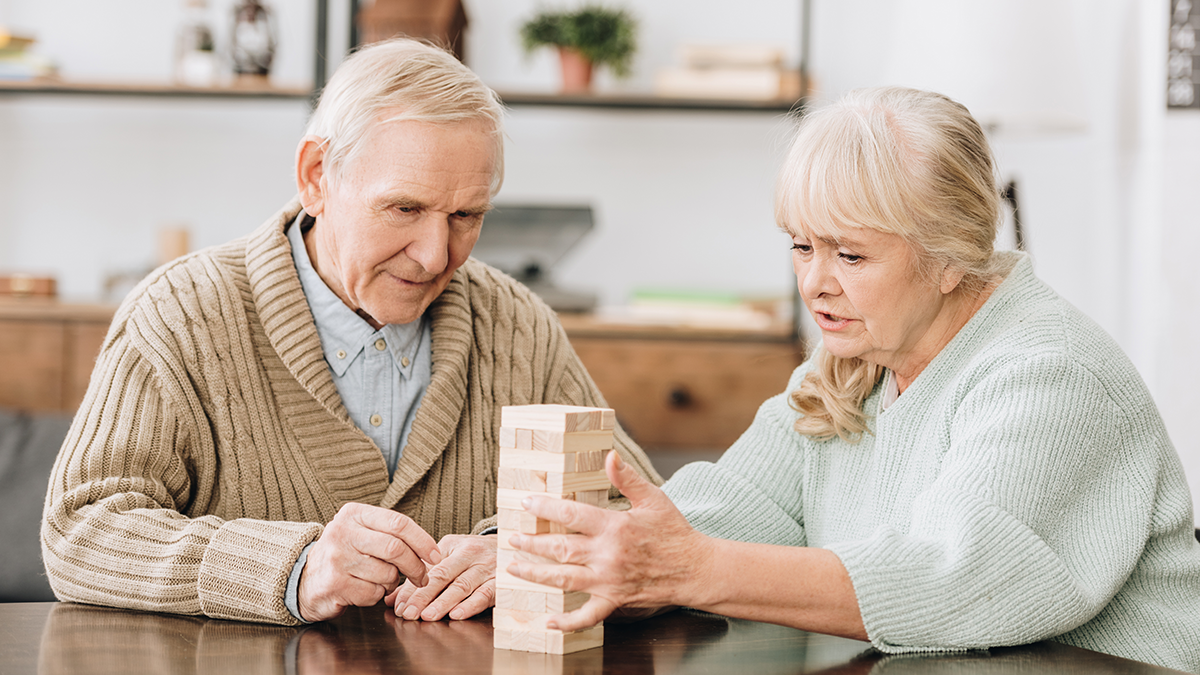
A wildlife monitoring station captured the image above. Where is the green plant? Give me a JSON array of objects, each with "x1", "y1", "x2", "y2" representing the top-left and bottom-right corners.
[{"x1": 520, "y1": 6, "x2": 637, "y2": 77}]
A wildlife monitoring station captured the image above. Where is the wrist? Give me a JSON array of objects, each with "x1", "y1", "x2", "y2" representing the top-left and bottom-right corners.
[{"x1": 677, "y1": 532, "x2": 722, "y2": 610}]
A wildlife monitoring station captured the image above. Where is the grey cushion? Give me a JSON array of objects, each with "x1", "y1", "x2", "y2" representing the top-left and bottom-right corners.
[{"x1": 0, "y1": 407, "x2": 71, "y2": 602}]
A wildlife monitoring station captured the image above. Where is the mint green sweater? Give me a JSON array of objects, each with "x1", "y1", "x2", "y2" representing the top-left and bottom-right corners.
[{"x1": 663, "y1": 253, "x2": 1200, "y2": 672}]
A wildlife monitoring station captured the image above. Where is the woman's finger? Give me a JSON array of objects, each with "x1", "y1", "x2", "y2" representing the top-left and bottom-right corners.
[
  {"x1": 520, "y1": 495, "x2": 607, "y2": 536},
  {"x1": 505, "y1": 558, "x2": 590, "y2": 593},
  {"x1": 547, "y1": 594, "x2": 618, "y2": 633},
  {"x1": 606, "y1": 450, "x2": 660, "y2": 508}
]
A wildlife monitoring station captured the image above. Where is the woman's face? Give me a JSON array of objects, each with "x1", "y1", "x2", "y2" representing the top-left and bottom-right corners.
[{"x1": 791, "y1": 225, "x2": 962, "y2": 381}]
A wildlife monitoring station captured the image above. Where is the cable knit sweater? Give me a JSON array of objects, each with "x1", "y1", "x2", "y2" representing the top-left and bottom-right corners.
[
  {"x1": 663, "y1": 252, "x2": 1200, "y2": 672},
  {"x1": 41, "y1": 200, "x2": 660, "y2": 625}
]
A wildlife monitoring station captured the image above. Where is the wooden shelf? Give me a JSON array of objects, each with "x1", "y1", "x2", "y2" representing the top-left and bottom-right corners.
[
  {"x1": 497, "y1": 90, "x2": 805, "y2": 113},
  {"x1": 0, "y1": 78, "x2": 312, "y2": 100}
]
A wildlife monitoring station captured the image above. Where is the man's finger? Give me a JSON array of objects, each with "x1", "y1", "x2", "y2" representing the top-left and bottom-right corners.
[
  {"x1": 547, "y1": 595, "x2": 617, "y2": 633},
  {"x1": 353, "y1": 506, "x2": 443, "y2": 565},
  {"x1": 398, "y1": 554, "x2": 471, "y2": 620},
  {"x1": 348, "y1": 527, "x2": 431, "y2": 585},
  {"x1": 448, "y1": 580, "x2": 496, "y2": 620}
]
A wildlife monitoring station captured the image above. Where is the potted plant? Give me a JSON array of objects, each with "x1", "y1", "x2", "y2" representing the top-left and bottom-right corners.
[{"x1": 520, "y1": 6, "x2": 637, "y2": 94}]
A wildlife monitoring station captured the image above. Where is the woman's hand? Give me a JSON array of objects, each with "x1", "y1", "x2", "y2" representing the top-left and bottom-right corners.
[{"x1": 505, "y1": 451, "x2": 713, "y2": 632}]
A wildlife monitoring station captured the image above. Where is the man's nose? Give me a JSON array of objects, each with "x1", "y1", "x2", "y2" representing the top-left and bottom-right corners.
[{"x1": 406, "y1": 215, "x2": 451, "y2": 275}]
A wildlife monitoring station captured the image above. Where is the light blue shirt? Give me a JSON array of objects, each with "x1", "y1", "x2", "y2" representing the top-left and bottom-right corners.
[{"x1": 283, "y1": 214, "x2": 433, "y2": 620}]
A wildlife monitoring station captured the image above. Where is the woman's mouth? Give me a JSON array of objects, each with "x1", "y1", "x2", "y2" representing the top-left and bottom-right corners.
[{"x1": 814, "y1": 311, "x2": 852, "y2": 331}]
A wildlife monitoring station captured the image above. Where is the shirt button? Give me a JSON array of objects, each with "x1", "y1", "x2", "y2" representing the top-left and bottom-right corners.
[
  {"x1": 401, "y1": 356, "x2": 411, "y2": 368},
  {"x1": 375, "y1": 338, "x2": 387, "y2": 351},
  {"x1": 369, "y1": 414, "x2": 382, "y2": 427},
  {"x1": 336, "y1": 349, "x2": 347, "y2": 360}
]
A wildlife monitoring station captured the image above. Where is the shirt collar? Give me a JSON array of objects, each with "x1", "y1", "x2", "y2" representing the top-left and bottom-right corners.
[{"x1": 287, "y1": 213, "x2": 425, "y2": 378}]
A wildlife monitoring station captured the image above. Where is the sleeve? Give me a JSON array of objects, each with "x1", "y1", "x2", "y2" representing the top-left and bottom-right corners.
[
  {"x1": 40, "y1": 321, "x2": 321, "y2": 625},
  {"x1": 662, "y1": 366, "x2": 810, "y2": 548},
  {"x1": 826, "y1": 353, "x2": 1158, "y2": 653}
]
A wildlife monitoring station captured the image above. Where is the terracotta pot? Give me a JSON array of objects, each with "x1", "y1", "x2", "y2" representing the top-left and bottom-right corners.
[{"x1": 558, "y1": 47, "x2": 594, "y2": 94}]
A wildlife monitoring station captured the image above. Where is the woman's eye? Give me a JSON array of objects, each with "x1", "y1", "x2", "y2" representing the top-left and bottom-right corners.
[
  {"x1": 791, "y1": 243, "x2": 812, "y2": 253},
  {"x1": 839, "y1": 253, "x2": 863, "y2": 264}
]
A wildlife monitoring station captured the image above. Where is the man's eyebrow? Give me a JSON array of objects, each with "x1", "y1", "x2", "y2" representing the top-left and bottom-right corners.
[{"x1": 378, "y1": 196, "x2": 493, "y2": 215}]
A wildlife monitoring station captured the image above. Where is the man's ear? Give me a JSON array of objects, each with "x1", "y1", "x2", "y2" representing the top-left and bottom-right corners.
[
  {"x1": 940, "y1": 264, "x2": 967, "y2": 294},
  {"x1": 296, "y1": 135, "x2": 329, "y2": 217}
]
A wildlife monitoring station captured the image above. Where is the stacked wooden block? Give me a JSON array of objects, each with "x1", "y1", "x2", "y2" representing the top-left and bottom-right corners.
[{"x1": 494, "y1": 404, "x2": 614, "y2": 654}]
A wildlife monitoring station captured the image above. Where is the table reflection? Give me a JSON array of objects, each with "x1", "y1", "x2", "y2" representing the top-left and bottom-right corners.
[{"x1": 29, "y1": 603, "x2": 1177, "y2": 675}]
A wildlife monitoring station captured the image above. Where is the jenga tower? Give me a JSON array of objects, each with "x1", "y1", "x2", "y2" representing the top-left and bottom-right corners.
[{"x1": 493, "y1": 404, "x2": 614, "y2": 654}]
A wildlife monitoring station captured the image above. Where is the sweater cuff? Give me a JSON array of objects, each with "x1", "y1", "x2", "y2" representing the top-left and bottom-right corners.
[
  {"x1": 285, "y1": 542, "x2": 317, "y2": 622},
  {"x1": 198, "y1": 518, "x2": 323, "y2": 625}
]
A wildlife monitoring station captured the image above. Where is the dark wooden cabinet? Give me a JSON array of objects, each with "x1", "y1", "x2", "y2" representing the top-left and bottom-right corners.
[
  {"x1": 0, "y1": 301, "x2": 115, "y2": 413},
  {"x1": 561, "y1": 315, "x2": 804, "y2": 451}
]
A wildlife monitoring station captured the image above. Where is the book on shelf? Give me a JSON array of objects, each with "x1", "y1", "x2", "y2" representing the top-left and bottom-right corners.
[{"x1": 654, "y1": 42, "x2": 797, "y2": 101}]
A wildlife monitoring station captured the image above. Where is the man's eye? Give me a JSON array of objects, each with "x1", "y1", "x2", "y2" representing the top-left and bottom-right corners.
[
  {"x1": 396, "y1": 206, "x2": 415, "y2": 213},
  {"x1": 454, "y1": 210, "x2": 472, "y2": 219}
]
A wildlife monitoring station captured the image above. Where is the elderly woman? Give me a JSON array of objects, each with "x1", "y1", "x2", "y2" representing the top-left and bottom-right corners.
[{"x1": 507, "y1": 87, "x2": 1200, "y2": 672}]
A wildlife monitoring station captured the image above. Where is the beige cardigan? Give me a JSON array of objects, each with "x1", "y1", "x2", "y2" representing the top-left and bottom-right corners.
[{"x1": 41, "y1": 201, "x2": 660, "y2": 625}]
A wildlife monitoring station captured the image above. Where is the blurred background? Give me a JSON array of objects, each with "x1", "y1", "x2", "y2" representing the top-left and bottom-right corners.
[{"x1": 0, "y1": 0, "x2": 1197, "y2": 514}]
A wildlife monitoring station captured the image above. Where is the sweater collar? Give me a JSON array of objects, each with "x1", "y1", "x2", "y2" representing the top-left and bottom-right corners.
[
  {"x1": 876, "y1": 251, "x2": 1036, "y2": 415},
  {"x1": 244, "y1": 198, "x2": 471, "y2": 507}
]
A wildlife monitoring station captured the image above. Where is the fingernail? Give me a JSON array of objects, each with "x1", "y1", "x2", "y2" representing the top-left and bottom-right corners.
[
  {"x1": 449, "y1": 609, "x2": 463, "y2": 620},
  {"x1": 521, "y1": 496, "x2": 533, "y2": 509},
  {"x1": 508, "y1": 534, "x2": 524, "y2": 548},
  {"x1": 421, "y1": 609, "x2": 437, "y2": 621},
  {"x1": 394, "y1": 603, "x2": 405, "y2": 616},
  {"x1": 614, "y1": 453, "x2": 625, "y2": 469},
  {"x1": 546, "y1": 620, "x2": 559, "y2": 630},
  {"x1": 429, "y1": 548, "x2": 444, "y2": 565},
  {"x1": 403, "y1": 606, "x2": 419, "y2": 620}
]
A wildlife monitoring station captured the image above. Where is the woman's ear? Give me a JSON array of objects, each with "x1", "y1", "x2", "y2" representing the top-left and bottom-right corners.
[
  {"x1": 940, "y1": 265, "x2": 966, "y2": 294},
  {"x1": 295, "y1": 135, "x2": 328, "y2": 217}
]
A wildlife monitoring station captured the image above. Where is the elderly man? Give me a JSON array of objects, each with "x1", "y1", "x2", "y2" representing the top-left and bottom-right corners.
[{"x1": 41, "y1": 38, "x2": 660, "y2": 626}]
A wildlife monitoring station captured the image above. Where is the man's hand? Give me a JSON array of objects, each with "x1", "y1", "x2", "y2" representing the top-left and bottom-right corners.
[
  {"x1": 298, "y1": 502, "x2": 443, "y2": 622},
  {"x1": 385, "y1": 534, "x2": 496, "y2": 621}
]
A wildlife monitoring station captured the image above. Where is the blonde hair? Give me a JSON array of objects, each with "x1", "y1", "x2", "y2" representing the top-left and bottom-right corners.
[
  {"x1": 777, "y1": 86, "x2": 1004, "y2": 441},
  {"x1": 305, "y1": 38, "x2": 506, "y2": 194}
]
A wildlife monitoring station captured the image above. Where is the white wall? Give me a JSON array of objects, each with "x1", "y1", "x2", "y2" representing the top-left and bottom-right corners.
[{"x1": 3, "y1": 0, "x2": 1200, "y2": 518}]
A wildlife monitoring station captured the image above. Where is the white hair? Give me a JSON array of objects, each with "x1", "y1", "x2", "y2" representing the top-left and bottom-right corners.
[{"x1": 305, "y1": 37, "x2": 506, "y2": 194}]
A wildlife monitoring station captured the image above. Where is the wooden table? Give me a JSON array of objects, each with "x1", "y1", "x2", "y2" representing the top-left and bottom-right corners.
[{"x1": 0, "y1": 602, "x2": 1185, "y2": 675}]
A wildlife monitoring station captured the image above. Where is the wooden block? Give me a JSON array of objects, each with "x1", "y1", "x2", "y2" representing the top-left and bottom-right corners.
[
  {"x1": 571, "y1": 449, "x2": 607, "y2": 472},
  {"x1": 530, "y1": 429, "x2": 614, "y2": 454},
  {"x1": 494, "y1": 625, "x2": 604, "y2": 654},
  {"x1": 499, "y1": 448, "x2": 576, "y2": 473},
  {"x1": 601, "y1": 409, "x2": 616, "y2": 431},
  {"x1": 496, "y1": 588, "x2": 589, "y2": 613},
  {"x1": 493, "y1": 608, "x2": 555, "y2": 631},
  {"x1": 496, "y1": 528, "x2": 520, "y2": 551},
  {"x1": 551, "y1": 624, "x2": 604, "y2": 654},
  {"x1": 497, "y1": 568, "x2": 567, "y2": 594},
  {"x1": 497, "y1": 488, "x2": 573, "y2": 511},
  {"x1": 497, "y1": 508, "x2": 574, "y2": 535},
  {"x1": 501, "y1": 405, "x2": 614, "y2": 433},
  {"x1": 546, "y1": 470, "x2": 610, "y2": 494},
  {"x1": 499, "y1": 426, "x2": 533, "y2": 450},
  {"x1": 498, "y1": 548, "x2": 559, "y2": 570},
  {"x1": 499, "y1": 448, "x2": 605, "y2": 474},
  {"x1": 573, "y1": 489, "x2": 609, "y2": 508},
  {"x1": 497, "y1": 466, "x2": 547, "y2": 491}
]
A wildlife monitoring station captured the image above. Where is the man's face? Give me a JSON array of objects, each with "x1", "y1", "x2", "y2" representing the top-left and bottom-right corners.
[{"x1": 303, "y1": 116, "x2": 496, "y2": 327}]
